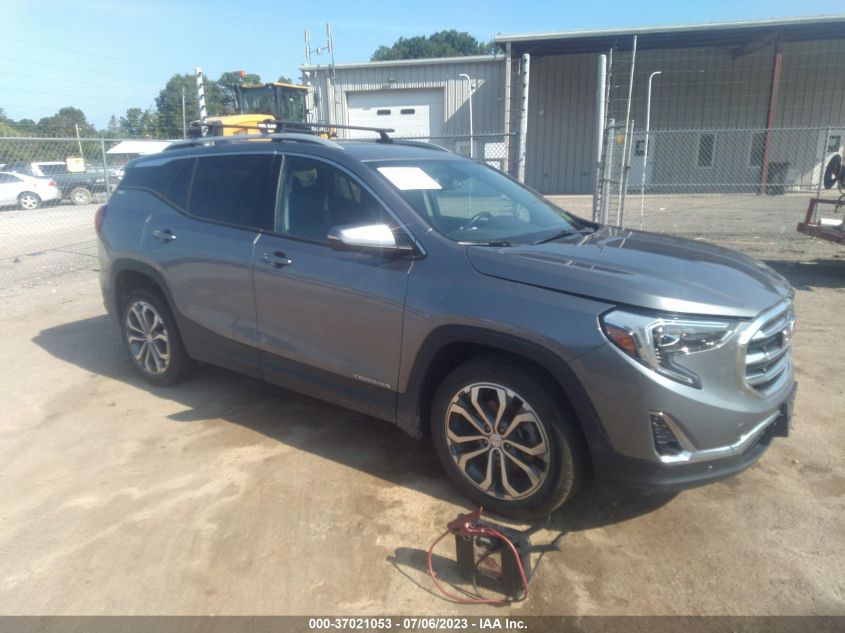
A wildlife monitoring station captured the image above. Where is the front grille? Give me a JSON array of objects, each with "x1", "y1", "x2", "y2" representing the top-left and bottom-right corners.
[{"x1": 744, "y1": 301, "x2": 794, "y2": 394}]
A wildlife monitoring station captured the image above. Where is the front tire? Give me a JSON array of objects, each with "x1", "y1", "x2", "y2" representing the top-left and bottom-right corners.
[
  {"x1": 431, "y1": 358, "x2": 586, "y2": 519},
  {"x1": 120, "y1": 288, "x2": 196, "y2": 386},
  {"x1": 18, "y1": 192, "x2": 41, "y2": 210}
]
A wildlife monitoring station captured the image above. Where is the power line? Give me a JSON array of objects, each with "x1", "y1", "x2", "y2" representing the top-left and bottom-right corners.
[
  {"x1": 0, "y1": 54, "x2": 160, "y2": 80},
  {"x1": 0, "y1": 70, "x2": 159, "y2": 91},
  {"x1": 1, "y1": 36, "x2": 152, "y2": 65},
  {"x1": 0, "y1": 86, "x2": 148, "y2": 102}
]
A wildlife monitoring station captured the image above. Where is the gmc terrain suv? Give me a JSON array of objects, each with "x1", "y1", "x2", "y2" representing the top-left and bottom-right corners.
[{"x1": 96, "y1": 128, "x2": 796, "y2": 517}]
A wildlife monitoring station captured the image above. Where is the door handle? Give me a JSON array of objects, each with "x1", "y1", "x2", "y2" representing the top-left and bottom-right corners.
[
  {"x1": 152, "y1": 229, "x2": 176, "y2": 243},
  {"x1": 262, "y1": 250, "x2": 293, "y2": 268}
]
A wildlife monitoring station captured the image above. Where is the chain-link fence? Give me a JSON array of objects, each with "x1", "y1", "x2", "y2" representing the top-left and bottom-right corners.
[
  {"x1": 589, "y1": 37, "x2": 845, "y2": 261},
  {"x1": 397, "y1": 133, "x2": 514, "y2": 173},
  {"x1": 593, "y1": 125, "x2": 845, "y2": 260},
  {"x1": 0, "y1": 136, "x2": 175, "y2": 289}
]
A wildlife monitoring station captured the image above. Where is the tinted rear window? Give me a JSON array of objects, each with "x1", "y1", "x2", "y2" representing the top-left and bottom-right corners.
[
  {"x1": 121, "y1": 158, "x2": 195, "y2": 209},
  {"x1": 122, "y1": 159, "x2": 184, "y2": 193},
  {"x1": 187, "y1": 155, "x2": 272, "y2": 229}
]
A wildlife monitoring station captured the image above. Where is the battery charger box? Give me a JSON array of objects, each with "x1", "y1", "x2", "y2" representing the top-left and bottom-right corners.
[{"x1": 454, "y1": 522, "x2": 532, "y2": 598}]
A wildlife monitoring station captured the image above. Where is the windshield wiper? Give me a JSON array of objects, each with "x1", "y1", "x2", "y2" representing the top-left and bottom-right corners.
[
  {"x1": 461, "y1": 239, "x2": 513, "y2": 247},
  {"x1": 532, "y1": 227, "x2": 594, "y2": 245}
]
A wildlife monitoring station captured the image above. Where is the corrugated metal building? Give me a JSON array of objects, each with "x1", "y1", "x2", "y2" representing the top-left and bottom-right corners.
[
  {"x1": 497, "y1": 16, "x2": 845, "y2": 193},
  {"x1": 301, "y1": 55, "x2": 506, "y2": 164},
  {"x1": 302, "y1": 16, "x2": 845, "y2": 194}
]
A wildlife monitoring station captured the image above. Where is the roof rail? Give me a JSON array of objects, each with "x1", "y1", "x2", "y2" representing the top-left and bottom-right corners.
[
  {"x1": 267, "y1": 120, "x2": 395, "y2": 142},
  {"x1": 390, "y1": 140, "x2": 452, "y2": 153},
  {"x1": 163, "y1": 132, "x2": 342, "y2": 151}
]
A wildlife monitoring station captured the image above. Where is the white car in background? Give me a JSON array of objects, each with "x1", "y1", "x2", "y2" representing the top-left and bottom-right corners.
[{"x1": 0, "y1": 171, "x2": 61, "y2": 210}]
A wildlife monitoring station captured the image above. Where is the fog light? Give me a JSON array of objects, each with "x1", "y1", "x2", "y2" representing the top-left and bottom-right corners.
[{"x1": 650, "y1": 413, "x2": 684, "y2": 457}]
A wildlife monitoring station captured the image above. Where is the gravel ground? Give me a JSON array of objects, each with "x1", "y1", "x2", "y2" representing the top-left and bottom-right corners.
[{"x1": 0, "y1": 252, "x2": 843, "y2": 615}]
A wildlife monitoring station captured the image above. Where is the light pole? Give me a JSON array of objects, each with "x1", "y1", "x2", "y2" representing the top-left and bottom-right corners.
[
  {"x1": 459, "y1": 73, "x2": 474, "y2": 158},
  {"x1": 639, "y1": 70, "x2": 662, "y2": 229}
]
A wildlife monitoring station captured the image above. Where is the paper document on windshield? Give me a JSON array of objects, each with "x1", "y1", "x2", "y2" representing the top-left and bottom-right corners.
[{"x1": 377, "y1": 166, "x2": 442, "y2": 190}]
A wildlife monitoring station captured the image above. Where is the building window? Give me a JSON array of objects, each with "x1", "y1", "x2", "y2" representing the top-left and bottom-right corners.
[
  {"x1": 376, "y1": 109, "x2": 391, "y2": 115},
  {"x1": 697, "y1": 133, "x2": 715, "y2": 168},
  {"x1": 750, "y1": 132, "x2": 766, "y2": 167},
  {"x1": 400, "y1": 108, "x2": 416, "y2": 115},
  {"x1": 635, "y1": 140, "x2": 646, "y2": 157}
]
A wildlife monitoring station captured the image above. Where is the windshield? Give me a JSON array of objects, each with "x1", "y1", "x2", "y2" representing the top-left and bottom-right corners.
[
  {"x1": 277, "y1": 89, "x2": 306, "y2": 122},
  {"x1": 239, "y1": 87, "x2": 276, "y2": 115},
  {"x1": 369, "y1": 159, "x2": 586, "y2": 244}
]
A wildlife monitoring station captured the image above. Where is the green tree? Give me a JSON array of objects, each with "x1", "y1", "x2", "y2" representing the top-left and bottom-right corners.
[
  {"x1": 217, "y1": 71, "x2": 262, "y2": 111},
  {"x1": 155, "y1": 73, "x2": 223, "y2": 138},
  {"x1": 119, "y1": 107, "x2": 159, "y2": 138},
  {"x1": 36, "y1": 107, "x2": 97, "y2": 137},
  {"x1": 277, "y1": 75, "x2": 294, "y2": 84},
  {"x1": 106, "y1": 115, "x2": 120, "y2": 136},
  {"x1": 371, "y1": 30, "x2": 493, "y2": 61}
]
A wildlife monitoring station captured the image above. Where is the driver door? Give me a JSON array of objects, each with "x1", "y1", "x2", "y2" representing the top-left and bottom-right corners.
[{"x1": 253, "y1": 154, "x2": 413, "y2": 421}]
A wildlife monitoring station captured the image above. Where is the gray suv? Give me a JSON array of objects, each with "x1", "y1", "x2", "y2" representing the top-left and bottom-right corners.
[{"x1": 96, "y1": 129, "x2": 796, "y2": 518}]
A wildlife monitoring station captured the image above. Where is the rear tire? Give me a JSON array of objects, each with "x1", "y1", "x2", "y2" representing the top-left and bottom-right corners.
[
  {"x1": 431, "y1": 357, "x2": 586, "y2": 519},
  {"x1": 69, "y1": 186, "x2": 92, "y2": 205},
  {"x1": 120, "y1": 288, "x2": 196, "y2": 387},
  {"x1": 18, "y1": 192, "x2": 41, "y2": 210}
]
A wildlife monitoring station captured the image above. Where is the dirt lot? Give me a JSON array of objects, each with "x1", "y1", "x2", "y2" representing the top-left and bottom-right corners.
[{"x1": 1, "y1": 242, "x2": 844, "y2": 615}]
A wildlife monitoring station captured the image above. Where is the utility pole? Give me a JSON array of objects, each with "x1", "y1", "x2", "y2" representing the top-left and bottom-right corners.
[
  {"x1": 181, "y1": 87, "x2": 187, "y2": 139},
  {"x1": 74, "y1": 123, "x2": 84, "y2": 160}
]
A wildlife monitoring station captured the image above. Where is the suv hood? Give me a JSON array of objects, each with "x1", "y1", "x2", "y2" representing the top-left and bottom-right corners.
[{"x1": 466, "y1": 227, "x2": 791, "y2": 318}]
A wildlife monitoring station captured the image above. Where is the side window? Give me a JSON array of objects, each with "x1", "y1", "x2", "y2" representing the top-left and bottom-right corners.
[
  {"x1": 187, "y1": 155, "x2": 273, "y2": 229},
  {"x1": 275, "y1": 156, "x2": 385, "y2": 242},
  {"x1": 0, "y1": 174, "x2": 16, "y2": 183},
  {"x1": 122, "y1": 158, "x2": 190, "y2": 197},
  {"x1": 164, "y1": 159, "x2": 194, "y2": 210},
  {"x1": 697, "y1": 133, "x2": 715, "y2": 168},
  {"x1": 749, "y1": 132, "x2": 766, "y2": 167}
]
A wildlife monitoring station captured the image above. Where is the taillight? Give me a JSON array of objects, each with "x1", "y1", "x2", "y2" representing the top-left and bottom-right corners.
[
  {"x1": 95, "y1": 204, "x2": 107, "y2": 232},
  {"x1": 48, "y1": 180, "x2": 57, "y2": 187}
]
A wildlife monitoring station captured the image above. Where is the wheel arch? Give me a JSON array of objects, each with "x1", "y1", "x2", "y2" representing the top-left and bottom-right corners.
[
  {"x1": 18, "y1": 191, "x2": 41, "y2": 207},
  {"x1": 110, "y1": 259, "x2": 175, "y2": 315},
  {"x1": 397, "y1": 325, "x2": 611, "y2": 461}
]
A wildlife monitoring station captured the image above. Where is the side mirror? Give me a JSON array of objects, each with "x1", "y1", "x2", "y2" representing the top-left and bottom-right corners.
[{"x1": 327, "y1": 223, "x2": 414, "y2": 254}]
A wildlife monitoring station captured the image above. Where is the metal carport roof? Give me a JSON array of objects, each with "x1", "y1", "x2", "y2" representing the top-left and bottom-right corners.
[{"x1": 495, "y1": 15, "x2": 845, "y2": 55}]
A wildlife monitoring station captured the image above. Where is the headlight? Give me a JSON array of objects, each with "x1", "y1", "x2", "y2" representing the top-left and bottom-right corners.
[{"x1": 600, "y1": 309, "x2": 738, "y2": 388}]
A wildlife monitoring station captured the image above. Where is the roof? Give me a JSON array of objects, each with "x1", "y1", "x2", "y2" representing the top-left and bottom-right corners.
[
  {"x1": 340, "y1": 141, "x2": 459, "y2": 161},
  {"x1": 106, "y1": 140, "x2": 174, "y2": 155},
  {"x1": 135, "y1": 135, "x2": 456, "y2": 164},
  {"x1": 301, "y1": 54, "x2": 502, "y2": 72},
  {"x1": 495, "y1": 14, "x2": 845, "y2": 55}
]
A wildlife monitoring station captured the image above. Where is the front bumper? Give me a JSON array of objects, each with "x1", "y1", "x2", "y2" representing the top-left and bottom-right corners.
[
  {"x1": 591, "y1": 401, "x2": 791, "y2": 490},
  {"x1": 569, "y1": 333, "x2": 796, "y2": 491}
]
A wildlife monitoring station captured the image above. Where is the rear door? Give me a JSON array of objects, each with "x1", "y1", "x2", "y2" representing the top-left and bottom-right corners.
[
  {"x1": 252, "y1": 154, "x2": 412, "y2": 420},
  {"x1": 132, "y1": 152, "x2": 278, "y2": 377}
]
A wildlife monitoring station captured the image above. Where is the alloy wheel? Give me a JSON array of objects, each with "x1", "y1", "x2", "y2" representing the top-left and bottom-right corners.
[
  {"x1": 19, "y1": 194, "x2": 39, "y2": 210},
  {"x1": 125, "y1": 300, "x2": 170, "y2": 375},
  {"x1": 444, "y1": 383, "x2": 551, "y2": 501}
]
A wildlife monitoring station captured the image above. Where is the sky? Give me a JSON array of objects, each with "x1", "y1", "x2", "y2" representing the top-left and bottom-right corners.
[{"x1": 1, "y1": 0, "x2": 839, "y2": 129}]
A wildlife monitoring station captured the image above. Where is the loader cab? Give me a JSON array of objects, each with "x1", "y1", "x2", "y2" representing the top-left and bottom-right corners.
[{"x1": 237, "y1": 83, "x2": 308, "y2": 123}]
